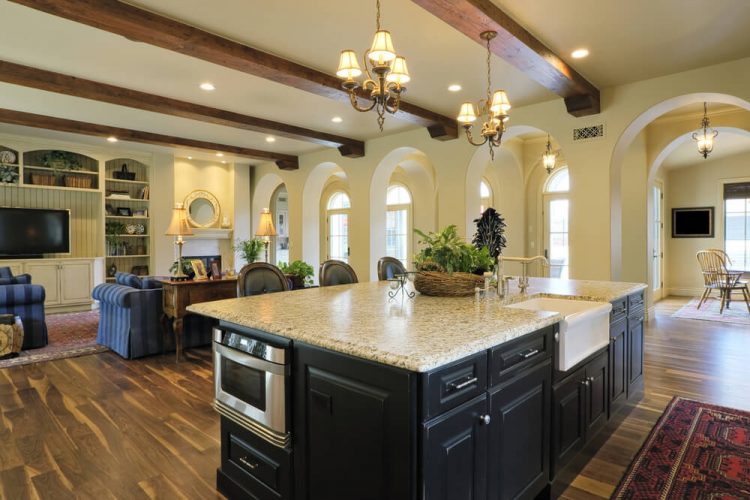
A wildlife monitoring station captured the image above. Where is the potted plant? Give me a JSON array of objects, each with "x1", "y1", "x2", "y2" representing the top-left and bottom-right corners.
[
  {"x1": 234, "y1": 238, "x2": 264, "y2": 264},
  {"x1": 472, "y1": 208, "x2": 507, "y2": 271},
  {"x1": 413, "y1": 225, "x2": 495, "y2": 296},
  {"x1": 42, "y1": 151, "x2": 90, "y2": 188},
  {"x1": 279, "y1": 260, "x2": 314, "y2": 289},
  {"x1": 169, "y1": 260, "x2": 195, "y2": 279},
  {"x1": 0, "y1": 164, "x2": 18, "y2": 185},
  {"x1": 105, "y1": 221, "x2": 125, "y2": 256}
]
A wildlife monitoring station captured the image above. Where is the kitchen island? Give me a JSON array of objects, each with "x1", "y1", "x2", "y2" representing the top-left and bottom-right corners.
[{"x1": 190, "y1": 277, "x2": 646, "y2": 500}]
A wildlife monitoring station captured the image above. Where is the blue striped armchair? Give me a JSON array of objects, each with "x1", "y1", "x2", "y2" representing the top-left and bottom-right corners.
[
  {"x1": 92, "y1": 273, "x2": 213, "y2": 359},
  {"x1": 0, "y1": 267, "x2": 48, "y2": 349}
]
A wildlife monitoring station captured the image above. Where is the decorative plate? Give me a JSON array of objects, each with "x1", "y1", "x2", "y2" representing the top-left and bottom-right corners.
[
  {"x1": 135, "y1": 224, "x2": 145, "y2": 235},
  {"x1": 125, "y1": 224, "x2": 137, "y2": 235}
]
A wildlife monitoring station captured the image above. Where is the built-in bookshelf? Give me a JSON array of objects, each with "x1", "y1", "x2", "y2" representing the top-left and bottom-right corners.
[{"x1": 104, "y1": 158, "x2": 151, "y2": 281}]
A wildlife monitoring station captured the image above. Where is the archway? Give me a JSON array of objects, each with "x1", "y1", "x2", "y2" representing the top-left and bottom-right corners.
[
  {"x1": 370, "y1": 147, "x2": 437, "y2": 280},
  {"x1": 609, "y1": 93, "x2": 750, "y2": 280},
  {"x1": 249, "y1": 172, "x2": 284, "y2": 266}
]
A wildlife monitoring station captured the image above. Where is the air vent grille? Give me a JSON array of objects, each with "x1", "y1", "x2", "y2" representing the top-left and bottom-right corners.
[{"x1": 573, "y1": 124, "x2": 604, "y2": 141}]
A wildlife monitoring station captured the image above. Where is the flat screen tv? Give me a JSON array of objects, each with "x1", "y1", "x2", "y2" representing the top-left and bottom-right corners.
[
  {"x1": 0, "y1": 207, "x2": 70, "y2": 257},
  {"x1": 672, "y1": 207, "x2": 714, "y2": 238}
]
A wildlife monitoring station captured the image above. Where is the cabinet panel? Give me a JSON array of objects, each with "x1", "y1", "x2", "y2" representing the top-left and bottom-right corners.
[
  {"x1": 552, "y1": 367, "x2": 585, "y2": 475},
  {"x1": 489, "y1": 359, "x2": 551, "y2": 500},
  {"x1": 294, "y1": 343, "x2": 414, "y2": 500},
  {"x1": 609, "y1": 318, "x2": 628, "y2": 412},
  {"x1": 59, "y1": 261, "x2": 92, "y2": 304},
  {"x1": 585, "y1": 352, "x2": 608, "y2": 438},
  {"x1": 23, "y1": 261, "x2": 60, "y2": 304},
  {"x1": 422, "y1": 395, "x2": 488, "y2": 500},
  {"x1": 628, "y1": 313, "x2": 645, "y2": 394}
]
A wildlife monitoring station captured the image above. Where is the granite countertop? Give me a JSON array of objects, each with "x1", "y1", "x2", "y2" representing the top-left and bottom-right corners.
[{"x1": 188, "y1": 277, "x2": 646, "y2": 373}]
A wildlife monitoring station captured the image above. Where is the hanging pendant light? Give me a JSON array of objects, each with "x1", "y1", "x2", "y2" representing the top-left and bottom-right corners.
[
  {"x1": 542, "y1": 134, "x2": 556, "y2": 174},
  {"x1": 335, "y1": 0, "x2": 409, "y2": 131},
  {"x1": 692, "y1": 102, "x2": 718, "y2": 159},
  {"x1": 456, "y1": 31, "x2": 510, "y2": 160}
]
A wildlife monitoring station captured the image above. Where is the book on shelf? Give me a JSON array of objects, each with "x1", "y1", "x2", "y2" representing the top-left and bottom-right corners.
[
  {"x1": 138, "y1": 185, "x2": 150, "y2": 200},
  {"x1": 107, "y1": 190, "x2": 131, "y2": 199}
]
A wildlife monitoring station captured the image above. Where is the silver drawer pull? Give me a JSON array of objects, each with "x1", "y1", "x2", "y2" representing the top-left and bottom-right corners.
[
  {"x1": 448, "y1": 376, "x2": 478, "y2": 391},
  {"x1": 478, "y1": 414, "x2": 491, "y2": 425},
  {"x1": 520, "y1": 348, "x2": 539, "y2": 359},
  {"x1": 239, "y1": 457, "x2": 259, "y2": 470}
]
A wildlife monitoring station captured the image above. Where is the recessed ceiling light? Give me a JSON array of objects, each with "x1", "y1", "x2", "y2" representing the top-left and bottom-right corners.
[
  {"x1": 571, "y1": 48, "x2": 589, "y2": 59},
  {"x1": 221, "y1": 160, "x2": 227, "y2": 164},
  {"x1": 187, "y1": 156, "x2": 193, "y2": 160},
  {"x1": 199, "y1": 82, "x2": 216, "y2": 91},
  {"x1": 448, "y1": 84, "x2": 462, "y2": 92},
  {"x1": 266, "y1": 136, "x2": 276, "y2": 143},
  {"x1": 331, "y1": 116, "x2": 343, "y2": 123},
  {"x1": 106, "y1": 136, "x2": 118, "y2": 143},
  {"x1": 216, "y1": 152, "x2": 224, "y2": 157}
]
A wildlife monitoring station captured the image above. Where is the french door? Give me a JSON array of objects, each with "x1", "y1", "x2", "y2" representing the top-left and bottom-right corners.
[
  {"x1": 652, "y1": 183, "x2": 664, "y2": 300},
  {"x1": 544, "y1": 195, "x2": 569, "y2": 279}
]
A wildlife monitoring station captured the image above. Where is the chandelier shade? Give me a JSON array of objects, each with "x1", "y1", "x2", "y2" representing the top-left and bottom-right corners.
[
  {"x1": 369, "y1": 30, "x2": 396, "y2": 64},
  {"x1": 336, "y1": 50, "x2": 362, "y2": 79},
  {"x1": 457, "y1": 102, "x2": 478, "y2": 124},
  {"x1": 386, "y1": 56, "x2": 410, "y2": 84},
  {"x1": 490, "y1": 90, "x2": 511, "y2": 116}
]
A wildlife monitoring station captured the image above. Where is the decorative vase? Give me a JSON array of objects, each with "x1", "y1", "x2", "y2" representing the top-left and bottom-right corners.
[{"x1": 108, "y1": 263, "x2": 117, "y2": 277}]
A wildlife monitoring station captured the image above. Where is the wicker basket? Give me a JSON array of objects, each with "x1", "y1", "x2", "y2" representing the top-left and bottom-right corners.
[
  {"x1": 31, "y1": 173, "x2": 57, "y2": 186},
  {"x1": 64, "y1": 175, "x2": 93, "y2": 189},
  {"x1": 414, "y1": 271, "x2": 485, "y2": 297}
]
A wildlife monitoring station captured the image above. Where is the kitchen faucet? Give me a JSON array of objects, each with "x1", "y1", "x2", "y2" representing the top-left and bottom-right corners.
[{"x1": 497, "y1": 255, "x2": 549, "y2": 293}]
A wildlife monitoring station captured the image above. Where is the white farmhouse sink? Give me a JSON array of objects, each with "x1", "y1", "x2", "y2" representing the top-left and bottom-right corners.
[{"x1": 507, "y1": 298, "x2": 612, "y2": 371}]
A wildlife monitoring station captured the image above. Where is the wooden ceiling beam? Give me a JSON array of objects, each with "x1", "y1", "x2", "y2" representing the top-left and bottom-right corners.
[
  {"x1": 411, "y1": 0, "x2": 601, "y2": 116},
  {"x1": 0, "y1": 108, "x2": 299, "y2": 170},
  {"x1": 9, "y1": 0, "x2": 458, "y2": 140},
  {"x1": 0, "y1": 60, "x2": 364, "y2": 158}
]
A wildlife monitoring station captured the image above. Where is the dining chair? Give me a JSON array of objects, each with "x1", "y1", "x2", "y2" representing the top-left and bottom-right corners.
[
  {"x1": 696, "y1": 250, "x2": 750, "y2": 313},
  {"x1": 237, "y1": 262, "x2": 289, "y2": 297},
  {"x1": 319, "y1": 260, "x2": 358, "y2": 287},
  {"x1": 377, "y1": 257, "x2": 407, "y2": 281}
]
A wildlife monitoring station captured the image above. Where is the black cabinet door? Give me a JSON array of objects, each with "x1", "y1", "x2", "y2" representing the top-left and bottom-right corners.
[
  {"x1": 488, "y1": 359, "x2": 551, "y2": 500},
  {"x1": 609, "y1": 318, "x2": 628, "y2": 413},
  {"x1": 628, "y1": 313, "x2": 645, "y2": 395},
  {"x1": 584, "y1": 351, "x2": 608, "y2": 439},
  {"x1": 551, "y1": 367, "x2": 586, "y2": 475},
  {"x1": 293, "y1": 343, "x2": 415, "y2": 500},
  {"x1": 422, "y1": 395, "x2": 489, "y2": 500}
]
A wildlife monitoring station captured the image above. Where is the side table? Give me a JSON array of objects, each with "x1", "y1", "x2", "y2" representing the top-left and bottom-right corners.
[{"x1": 159, "y1": 278, "x2": 237, "y2": 362}]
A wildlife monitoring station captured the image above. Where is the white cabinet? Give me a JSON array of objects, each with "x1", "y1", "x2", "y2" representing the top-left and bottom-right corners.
[{"x1": 0, "y1": 258, "x2": 101, "y2": 312}]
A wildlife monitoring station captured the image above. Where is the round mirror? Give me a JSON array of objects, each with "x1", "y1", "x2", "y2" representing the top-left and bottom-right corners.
[{"x1": 184, "y1": 190, "x2": 220, "y2": 228}]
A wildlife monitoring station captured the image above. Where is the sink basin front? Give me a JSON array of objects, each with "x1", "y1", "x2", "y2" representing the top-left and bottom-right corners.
[{"x1": 507, "y1": 298, "x2": 612, "y2": 371}]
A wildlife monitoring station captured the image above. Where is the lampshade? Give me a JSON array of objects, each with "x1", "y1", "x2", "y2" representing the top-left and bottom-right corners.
[
  {"x1": 368, "y1": 30, "x2": 396, "y2": 65},
  {"x1": 255, "y1": 208, "x2": 277, "y2": 237},
  {"x1": 489, "y1": 90, "x2": 511, "y2": 116},
  {"x1": 386, "y1": 56, "x2": 410, "y2": 84},
  {"x1": 457, "y1": 102, "x2": 478, "y2": 124},
  {"x1": 165, "y1": 203, "x2": 193, "y2": 236},
  {"x1": 336, "y1": 50, "x2": 362, "y2": 79}
]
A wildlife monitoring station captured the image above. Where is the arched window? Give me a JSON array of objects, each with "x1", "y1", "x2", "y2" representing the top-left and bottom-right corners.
[
  {"x1": 480, "y1": 179, "x2": 493, "y2": 213},
  {"x1": 386, "y1": 184, "x2": 412, "y2": 268},
  {"x1": 326, "y1": 191, "x2": 350, "y2": 262},
  {"x1": 543, "y1": 167, "x2": 570, "y2": 279}
]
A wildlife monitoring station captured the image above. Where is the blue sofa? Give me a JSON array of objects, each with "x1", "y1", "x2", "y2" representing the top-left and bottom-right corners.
[
  {"x1": 92, "y1": 272, "x2": 213, "y2": 359},
  {"x1": 0, "y1": 267, "x2": 48, "y2": 349}
]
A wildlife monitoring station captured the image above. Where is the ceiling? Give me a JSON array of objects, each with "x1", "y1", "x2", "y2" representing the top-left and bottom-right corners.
[
  {"x1": 661, "y1": 129, "x2": 750, "y2": 170},
  {"x1": 0, "y1": 0, "x2": 749, "y2": 161}
]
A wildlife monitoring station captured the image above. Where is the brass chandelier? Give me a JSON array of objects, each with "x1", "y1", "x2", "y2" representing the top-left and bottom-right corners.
[
  {"x1": 457, "y1": 31, "x2": 511, "y2": 160},
  {"x1": 542, "y1": 134, "x2": 556, "y2": 174},
  {"x1": 692, "y1": 102, "x2": 718, "y2": 159},
  {"x1": 335, "y1": 0, "x2": 410, "y2": 131}
]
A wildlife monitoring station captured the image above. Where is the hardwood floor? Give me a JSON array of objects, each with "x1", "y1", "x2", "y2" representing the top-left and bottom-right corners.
[
  {"x1": 0, "y1": 296, "x2": 747, "y2": 499},
  {"x1": 560, "y1": 296, "x2": 750, "y2": 499}
]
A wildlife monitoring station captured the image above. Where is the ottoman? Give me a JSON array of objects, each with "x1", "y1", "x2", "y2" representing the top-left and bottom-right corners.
[{"x1": 0, "y1": 314, "x2": 24, "y2": 359}]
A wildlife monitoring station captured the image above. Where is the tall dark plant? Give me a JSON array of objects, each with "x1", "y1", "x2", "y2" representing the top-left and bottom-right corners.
[{"x1": 472, "y1": 208, "x2": 507, "y2": 259}]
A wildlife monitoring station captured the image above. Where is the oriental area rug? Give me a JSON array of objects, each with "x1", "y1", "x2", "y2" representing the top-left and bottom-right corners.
[
  {"x1": 672, "y1": 297, "x2": 750, "y2": 326},
  {"x1": 612, "y1": 397, "x2": 750, "y2": 499},
  {"x1": 0, "y1": 310, "x2": 106, "y2": 369}
]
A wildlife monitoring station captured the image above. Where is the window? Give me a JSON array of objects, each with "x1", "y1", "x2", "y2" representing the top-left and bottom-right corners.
[
  {"x1": 543, "y1": 167, "x2": 570, "y2": 279},
  {"x1": 272, "y1": 186, "x2": 289, "y2": 266},
  {"x1": 386, "y1": 185, "x2": 412, "y2": 268},
  {"x1": 724, "y1": 181, "x2": 750, "y2": 271},
  {"x1": 480, "y1": 179, "x2": 493, "y2": 213},
  {"x1": 326, "y1": 191, "x2": 350, "y2": 262}
]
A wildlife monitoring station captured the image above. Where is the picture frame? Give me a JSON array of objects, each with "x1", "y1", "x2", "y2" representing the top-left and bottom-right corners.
[
  {"x1": 116, "y1": 207, "x2": 132, "y2": 217},
  {"x1": 191, "y1": 259, "x2": 208, "y2": 280},
  {"x1": 105, "y1": 204, "x2": 115, "y2": 215},
  {"x1": 672, "y1": 207, "x2": 714, "y2": 238},
  {"x1": 210, "y1": 260, "x2": 221, "y2": 279}
]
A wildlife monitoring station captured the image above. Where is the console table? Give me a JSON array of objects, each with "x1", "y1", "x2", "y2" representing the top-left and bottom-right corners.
[{"x1": 160, "y1": 278, "x2": 237, "y2": 362}]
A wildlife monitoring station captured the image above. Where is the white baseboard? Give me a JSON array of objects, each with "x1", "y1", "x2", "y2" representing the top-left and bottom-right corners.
[{"x1": 666, "y1": 287, "x2": 704, "y2": 297}]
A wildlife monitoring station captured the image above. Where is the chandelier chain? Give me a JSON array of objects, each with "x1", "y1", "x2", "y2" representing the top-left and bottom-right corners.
[
  {"x1": 376, "y1": 0, "x2": 381, "y2": 31},
  {"x1": 486, "y1": 36, "x2": 492, "y2": 104}
]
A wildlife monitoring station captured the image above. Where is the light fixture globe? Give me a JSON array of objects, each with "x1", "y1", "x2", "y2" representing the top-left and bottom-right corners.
[
  {"x1": 692, "y1": 102, "x2": 718, "y2": 159},
  {"x1": 542, "y1": 134, "x2": 556, "y2": 174}
]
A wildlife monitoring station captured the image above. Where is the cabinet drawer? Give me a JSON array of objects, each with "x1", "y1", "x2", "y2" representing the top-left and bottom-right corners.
[
  {"x1": 421, "y1": 352, "x2": 487, "y2": 420},
  {"x1": 489, "y1": 326, "x2": 553, "y2": 386},
  {"x1": 628, "y1": 292, "x2": 645, "y2": 315},
  {"x1": 610, "y1": 297, "x2": 627, "y2": 324},
  {"x1": 228, "y1": 435, "x2": 282, "y2": 491}
]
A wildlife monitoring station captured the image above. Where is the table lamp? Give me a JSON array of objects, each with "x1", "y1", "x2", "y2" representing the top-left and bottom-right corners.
[
  {"x1": 256, "y1": 208, "x2": 277, "y2": 263},
  {"x1": 165, "y1": 202, "x2": 193, "y2": 279}
]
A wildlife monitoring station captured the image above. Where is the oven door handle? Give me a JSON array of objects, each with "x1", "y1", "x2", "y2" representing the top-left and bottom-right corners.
[{"x1": 214, "y1": 343, "x2": 287, "y2": 376}]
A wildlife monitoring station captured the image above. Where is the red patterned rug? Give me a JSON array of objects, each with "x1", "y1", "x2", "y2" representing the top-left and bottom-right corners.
[
  {"x1": 0, "y1": 310, "x2": 106, "y2": 369},
  {"x1": 613, "y1": 397, "x2": 750, "y2": 499}
]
